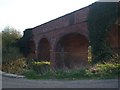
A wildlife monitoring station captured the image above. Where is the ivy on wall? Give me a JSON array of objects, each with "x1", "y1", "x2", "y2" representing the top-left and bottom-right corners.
[
  {"x1": 17, "y1": 28, "x2": 33, "y2": 57},
  {"x1": 87, "y1": 2, "x2": 119, "y2": 63}
]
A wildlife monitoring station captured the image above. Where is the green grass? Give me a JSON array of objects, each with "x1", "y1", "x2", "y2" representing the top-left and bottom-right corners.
[
  {"x1": 24, "y1": 63, "x2": 120, "y2": 80},
  {"x1": 24, "y1": 70, "x2": 39, "y2": 79}
]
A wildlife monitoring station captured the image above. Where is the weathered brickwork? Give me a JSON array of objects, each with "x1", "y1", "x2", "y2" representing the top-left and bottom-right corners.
[{"x1": 23, "y1": 4, "x2": 119, "y2": 69}]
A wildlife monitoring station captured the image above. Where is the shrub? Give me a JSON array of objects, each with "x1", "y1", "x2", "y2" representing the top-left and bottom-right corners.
[
  {"x1": 109, "y1": 53, "x2": 120, "y2": 64},
  {"x1": 24, "y1": 60, "x2": 119, "y2": 80},
  {"x1": 30, "y1": 61, "x2": 51, "y2": 74},
  {"x1": 2, "y1": 47, "x2": 23, "y2": 63},
  {"x1": 2, "y1": 58, "x2": 27, "y2": 75},
  {"x1": 24, "y1": 69, "x2": 38, "y2": 79},
  {"x1": 2, "y1": 26, "x2": 22, "y2": 63},
  {"x1": 89, "y1": 63, "x2": 120, "y2": 79}
]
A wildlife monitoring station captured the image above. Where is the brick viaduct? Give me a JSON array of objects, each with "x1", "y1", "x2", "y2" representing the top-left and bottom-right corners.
[{"x1": 23, "y1": 3, "x2": 120, "y2": 69}]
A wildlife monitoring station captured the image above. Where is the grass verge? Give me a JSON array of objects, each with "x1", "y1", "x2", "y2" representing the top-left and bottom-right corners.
[{"x1": 24, "y1": 63, "x2": 120, "y2": 80}]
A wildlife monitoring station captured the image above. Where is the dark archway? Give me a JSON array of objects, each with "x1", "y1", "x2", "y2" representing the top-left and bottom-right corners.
[
  {"x1": 38, "y1": 38, "x2": 50, "y2": 61},
  {"x1": 55, "y1": 33, "x2": 89, "y2": 69}
]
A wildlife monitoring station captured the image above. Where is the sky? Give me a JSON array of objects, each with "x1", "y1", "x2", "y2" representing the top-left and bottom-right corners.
[{"x1": 0, "y1": 0, "x2": 102, "y2": 35}]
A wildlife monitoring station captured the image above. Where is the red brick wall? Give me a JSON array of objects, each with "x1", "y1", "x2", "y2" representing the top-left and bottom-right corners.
[
  {"x1": 30, "y1": 6, "x2": 89, "y2": 68},
  {"x1": 24, "y1": 4, "x2": 119, "y2": 68},
  {"x1": 32, "y1": 7, "x2": 89, "y2": 38},
  {"x1": 106, "y1": 21, "x2": 120, "y2": 54}
]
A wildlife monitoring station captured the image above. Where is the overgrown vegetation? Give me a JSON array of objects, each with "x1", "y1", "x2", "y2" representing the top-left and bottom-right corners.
[
  {"x1": 17, "y1": 28, "x2": 33, "y2": 57},
  {"x1": 24, "y1": 62, "x2": 120, "y2": 80},
  {"x1": 87, "y1": 2, "x2": 119, "y2": 63},
  {"x1": 24, "y1": 51, "x2": 120, "y2": 80},
  {"x1": 2, "y1": 26, "x2": 22, "y2": 63},
  {"x1": 29, "y1": 61, "x2": 51, "y2": 74},
  {"x1": 2, "y1": 26, "x2": 27, "y2": 74},
  {"x1": 2, "y1": 58, "x2": 27, "y2": 75}
]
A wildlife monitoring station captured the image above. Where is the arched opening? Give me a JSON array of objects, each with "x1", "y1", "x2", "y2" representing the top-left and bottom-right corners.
[
  {"x1": 38, "y1": 38, "x2": 50, "y2": 61},
  {"x1": 55, "y1": 33, "x2": 89, "y2": 69}
]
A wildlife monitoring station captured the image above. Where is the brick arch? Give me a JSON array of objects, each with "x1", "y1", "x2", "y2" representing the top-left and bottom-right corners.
[
  {"x1": 54, "y1": 32, "x2": 89, "y2": 68},
  {"x1": 37, "y1": 38, "x2": 51, "y2": 61},
  {"x1": 53, "y1": 31, "x2": 89, "y2": 51}
]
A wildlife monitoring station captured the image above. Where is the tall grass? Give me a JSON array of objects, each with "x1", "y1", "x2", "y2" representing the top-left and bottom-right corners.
[{"x1": 24, "y1": 62, "x2": 120, "y2": 80}]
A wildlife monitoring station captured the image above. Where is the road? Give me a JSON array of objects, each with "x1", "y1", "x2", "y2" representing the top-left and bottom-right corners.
[{"x1": 2, "y1": 76, "x2": 119, "y2": 88}]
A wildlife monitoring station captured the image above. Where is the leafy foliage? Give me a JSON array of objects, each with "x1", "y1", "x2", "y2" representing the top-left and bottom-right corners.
[
  {"x1": 24, "y1": 69, "x2": 39, "y2": 79},
  {"x1": 87, "y1": 2, "x2": 119, "y2": 63},
  {"x1": 2, "y1": 58, "x2": 27, "y2": 75},
  {"x1": 17, "y1": 28, "x2": 33, "y2": 57},
  {"x1": 24, "y1": 55, "x2": 120, "y2": 80},
  {"x1": 24, "y1": 62, "x2": 120, "y2": 80},
  {"x1": 30, "y1": 61, "x2": 51, "y2": 74},
  {"x1": 2, "y1": 26, "x2": 21, "y2": 49},
  {"x1": 88, "y1": 63, "x2": 120, "y2": 79},
  {"x1": 2, "y1": 26, "x2": 22, "y2": 63}
]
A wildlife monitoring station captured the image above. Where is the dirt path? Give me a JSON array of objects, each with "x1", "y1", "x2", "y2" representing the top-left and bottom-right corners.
[{"x1": 2, "y1": 76, "x2": 119, "y2": 88}]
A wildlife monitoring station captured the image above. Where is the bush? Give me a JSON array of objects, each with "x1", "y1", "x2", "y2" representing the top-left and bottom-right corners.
[
  {"x1": 2, "y1": 47, "x2": 23, "y2": 63},
  {"x1": 89, "y1": 63, "x2": 120, "y2": 79},
  {"x1": 2, "y1": 58, "x2": 27, "y2": 75},
  {"x1": 30, "y1": 61, "x2": 51, "y2": 74},
  {"x1": 2, "y1": 26, "x2": 22, "y2": 63},
  {"x1": 24, "y1": 69, "x2": 38, "y2": 79},
  {"x1": 23, "y1": 56, "x2": 119, "y2": 80},
  {"x1": 109, "y1": 53, "x2": 120, "y2": 63}
]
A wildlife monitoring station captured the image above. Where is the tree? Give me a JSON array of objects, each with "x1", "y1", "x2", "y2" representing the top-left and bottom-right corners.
[
  {"x1": 17, "y1": 28, "x2": 33, "y2": 57},
  {"x1": 2, "y1": 26, "x2": 22, "y2": 63}
]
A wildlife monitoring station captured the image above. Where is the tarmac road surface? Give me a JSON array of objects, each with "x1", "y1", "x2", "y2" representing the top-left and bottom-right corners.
[{"x1": 2, "y1": 76, "x2": 119, "y2": 88}]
